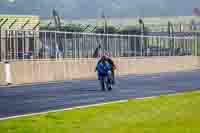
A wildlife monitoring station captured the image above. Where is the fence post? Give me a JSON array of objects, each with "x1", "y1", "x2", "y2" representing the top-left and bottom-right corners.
[
  {"x1": 196, "y1": 32, "x2": 199, "y2": 56},
  {"x1": 55, "y1": 31, "x2": 58, "y2": 60}
]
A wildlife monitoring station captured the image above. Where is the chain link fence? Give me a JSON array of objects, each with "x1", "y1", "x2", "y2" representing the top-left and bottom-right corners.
[{"x1": 0, "y1": 30, "x2": 199, "y2": 62}]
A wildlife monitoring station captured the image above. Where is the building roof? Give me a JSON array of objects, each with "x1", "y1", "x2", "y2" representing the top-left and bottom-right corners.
[{"x1": 0, "y1": 15, "x2": 40, "y2": 30}]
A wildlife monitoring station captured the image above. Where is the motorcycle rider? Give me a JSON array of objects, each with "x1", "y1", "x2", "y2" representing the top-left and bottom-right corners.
[
  {"x1": 96, "y1": 53, "x2": 116, "y2": 84},
  {"x1": 95, "y1": 55, "x2": 112, "y2": 91}
]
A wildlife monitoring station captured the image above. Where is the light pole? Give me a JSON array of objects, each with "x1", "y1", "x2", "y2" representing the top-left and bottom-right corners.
[
  {"x1": 139, "y1": 19, "x2": 145, "y2": 35},
  {"x1": 168, "y1": 21, "x2": 174, "y2": 55},
  {"x1": 139, "y1": 18, "x2": 145, "y2": 56},
  {"x1": 102, "y1": 11, "x2": 107, "y2": 54}
]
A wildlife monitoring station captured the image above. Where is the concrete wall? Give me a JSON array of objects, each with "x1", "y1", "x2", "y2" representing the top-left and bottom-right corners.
[
  {"x1": 114, "y1": 56, "x2": 200, "y2": 76},
  {"x1": 0, "y1": 63, "x2": 5, "y2": 85},
  {"x1": 10, "y1": 59, "x2": 97, "y2": 84},
  {"x1": 1, "y1": 56, "x2": 200, "y2": 85}
]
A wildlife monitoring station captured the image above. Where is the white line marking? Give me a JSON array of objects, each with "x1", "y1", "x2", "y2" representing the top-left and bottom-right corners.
[
  {"x1": 0, "y1": 100, "x2": 128, "y2": 121},
  {"x1": 135, "y1": 96, "x2": 157, "y2": 100},
  {"x1": 0, "y1": 91, "x2": 192, "y2": 121}
]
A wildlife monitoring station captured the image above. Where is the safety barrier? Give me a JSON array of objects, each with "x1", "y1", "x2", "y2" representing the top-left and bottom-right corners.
[
  {"x1": 0, "y1": 56, "x2": 200, "y2": 86},
  {"x1": 0, "y1": 62, "x2": 5, "y2": 85}
]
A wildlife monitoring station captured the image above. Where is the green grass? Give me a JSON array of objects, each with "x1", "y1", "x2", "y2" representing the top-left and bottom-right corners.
[{"x1": 1, "y1": 91, "x2": 200, "y2": 133}]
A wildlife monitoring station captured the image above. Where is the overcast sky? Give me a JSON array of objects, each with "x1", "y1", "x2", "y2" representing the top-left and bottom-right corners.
[{"x1": 0, "y1": 0, "x2": 199, "y2": 19}]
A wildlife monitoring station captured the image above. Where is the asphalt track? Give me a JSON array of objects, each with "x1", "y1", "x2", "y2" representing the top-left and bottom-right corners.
[{"x1": 0, "y1": 70, "x2": 200, "y2": 119}]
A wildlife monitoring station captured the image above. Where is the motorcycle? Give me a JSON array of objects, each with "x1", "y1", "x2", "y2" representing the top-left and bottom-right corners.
[{"x1": 99, "y1": 71, "x2": 112, "y2": 91}]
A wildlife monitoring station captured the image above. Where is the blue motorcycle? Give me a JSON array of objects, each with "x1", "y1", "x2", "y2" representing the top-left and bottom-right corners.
[
  {"x1": 99, "y1": 71, "x2": 112, "y2": 91},
  {"x1": 96, "y1": 61, "x2": 113, "y2": 91}
]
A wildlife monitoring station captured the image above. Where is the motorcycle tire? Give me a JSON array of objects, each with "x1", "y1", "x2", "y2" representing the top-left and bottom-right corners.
[{"x1": 100, "y1": 77, "x2": 105, "y2": 91}]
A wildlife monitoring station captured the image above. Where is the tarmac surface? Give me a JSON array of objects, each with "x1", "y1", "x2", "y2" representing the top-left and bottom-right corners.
[{"x1": 0, "y1": 70, "x2": 200, "y2": 119}]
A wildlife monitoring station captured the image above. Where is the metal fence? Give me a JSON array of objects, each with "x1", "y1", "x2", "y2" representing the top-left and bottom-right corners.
[
  {"x1": 146, "y1": 23, "x2": 200, "y2": 32},
  {"x1": 0, "y1": 30, "x2": 199, "y2": 62}
]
